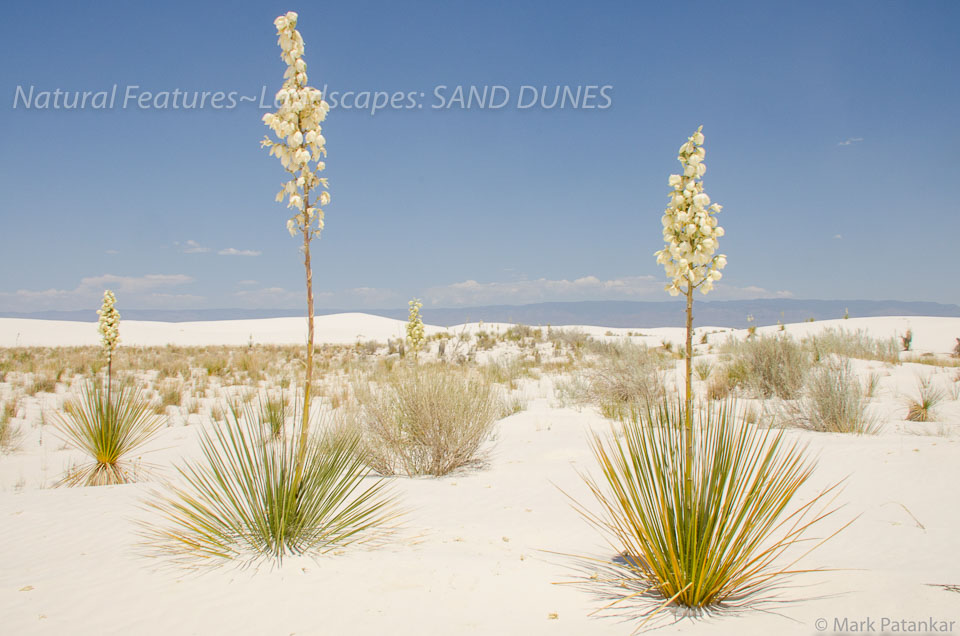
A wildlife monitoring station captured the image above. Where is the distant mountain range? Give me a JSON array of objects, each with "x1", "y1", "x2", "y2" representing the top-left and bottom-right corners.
[{"x1": 3, "y1": 299, "x2": 959, "y2": 329}]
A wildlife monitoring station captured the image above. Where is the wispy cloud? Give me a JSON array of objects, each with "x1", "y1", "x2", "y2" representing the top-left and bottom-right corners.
[
  {"x1": 0, "y1": 273, "x2": 195, "y2": 312},
  {"x1": 837, "y1": 137, "x2": 863, "y2": 146},
  {"x1": 424, "y1": 275, "x2": 660, "y2": 306},
  {"x1": 177, "y1": 239, "x2": 211, "y2": 254},
  {"x1": 218, "y1": 248, "x2": 262, "y2": 257},
  {"x1": 423, "y1": 275, "x2": 792, "y2": 306},
  {"x1": 833, "y1": 234, "x2": 843, "y2": 239}
]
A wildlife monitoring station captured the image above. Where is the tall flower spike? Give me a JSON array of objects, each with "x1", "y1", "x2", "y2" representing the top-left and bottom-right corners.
[
  {"x1": 654, "y1": 125, "x2": 725, "y2": 296},
  {"x1": 262, "y1": 11, "x2": 331, "y2": 239},
  {"x1": 96, "y1": 290, "x2": 120, "y2": 359}
]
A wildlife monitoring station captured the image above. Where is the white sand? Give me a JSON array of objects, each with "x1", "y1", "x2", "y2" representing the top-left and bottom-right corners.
[{"x1": 1, "y1": 314, "x2": 958, "y2": 635}]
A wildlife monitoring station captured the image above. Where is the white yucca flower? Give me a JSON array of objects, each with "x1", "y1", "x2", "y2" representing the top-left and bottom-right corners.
[
  {"x1": 261, "y1": 11, "x2": 330, "y2": 240},
  {"x1": 96, "y1": 289, "x2": 120, "y2": 360},
  {"x1": 406, "y1": 298, "x2": 426, "y2": 358},
  {"x1": 654, "y1": 126, "x2": 726, "y2": 296}
]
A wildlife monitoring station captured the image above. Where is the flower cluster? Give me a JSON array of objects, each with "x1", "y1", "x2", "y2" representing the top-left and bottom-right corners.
[
  {"x1": 261, "y1": 12, "x2": 331, "y2": 240},
  {"x1": 406, "y1": 298, "x2": 425, "y2": 356},
  {"x1": 97, "y1": 289, "x2": 120, "y2": 358},
  {"x1": 654, "y1": 126, "x2": 726, "y2": 296}
]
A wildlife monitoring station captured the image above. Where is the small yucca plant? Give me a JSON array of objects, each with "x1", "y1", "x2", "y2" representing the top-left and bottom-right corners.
[
  {"x1": 575, "y1": 400, "x2": 843, "y2": 622},
  {"x1": 905, "y1": 378, "x2": 944, "y2": 422},
  {"x1": 53, "y1": 380, "x2": 163, "y2": 486},
  {"x1": 142, "y1": 401, "x2": 397, "y2": 566}
]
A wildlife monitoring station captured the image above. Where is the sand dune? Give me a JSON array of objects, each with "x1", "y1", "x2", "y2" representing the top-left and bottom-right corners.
[{"x1": 1, "y1": 315, "x2": 958, "y2": 635}]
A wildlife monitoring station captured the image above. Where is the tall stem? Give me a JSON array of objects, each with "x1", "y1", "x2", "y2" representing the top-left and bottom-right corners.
[
  {"x1": 294, "y1": 188, "x2": 313, "y2": 488},
  {"x1": 684, "y1": 284, "x2": 694, "y2": 489}
]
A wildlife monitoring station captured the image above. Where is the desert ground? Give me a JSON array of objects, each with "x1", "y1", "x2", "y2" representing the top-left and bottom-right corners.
[{"x1": 1, "y1": 314, "x2": 958, "y2": 635}]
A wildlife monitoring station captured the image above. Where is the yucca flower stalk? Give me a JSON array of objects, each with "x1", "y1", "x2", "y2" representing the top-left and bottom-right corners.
[
  {"x1": 97, "y1": 289, "x2": 120, "y2": 398},
  {"x1": 654, "y1": 126, "x2": 726, "y2": 474},
  {"x1": 406, "y1": 298, "x2": 425, "y2": 360},
  {"x1": 261, "y1": 11, "x2": 331, "y2": 484}
]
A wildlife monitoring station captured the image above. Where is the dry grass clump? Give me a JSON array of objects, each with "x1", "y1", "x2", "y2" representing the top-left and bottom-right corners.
[
  {"x1": 724, "y1": 334, "x2": 811, "y2": 399},
  {"x1": 693, "y1": 358, "x2": 714, "y2": 382},
  {"x1": 52, "y1": 380, "x2": 163, "y2": 486},
  {"x1": 805, "y1": 328, "x2": 899, "y2": 364},
  {"x1": 584, "y1": 342, "x2": 665, "y2": 419},
  {"x1": 905, "y1": 378, "x2": 945, "y2": 422},
  {"x1": 789, "y1": 358, "x2": 879, "y2": 434},
  {"x1": 347, "y1": 365, "x2": 502, "y2": 476},
  {"x1": 1, "y1": 399, "x2": 23, "y2": 452}
]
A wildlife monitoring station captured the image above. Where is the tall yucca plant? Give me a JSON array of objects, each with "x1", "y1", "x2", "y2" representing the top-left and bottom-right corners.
[
  {"x1": 576, "y1": 401, "x2": 843, "y2": 618},
  {"x1": 142, "y1": 12, "x2": 396, "y2": 566},
  {"x1": 570, "y1": 128, "x2": 843, "y2": 625},
  {"x1": 142, "y1": 401, "x2": 396, "y2": 566}
]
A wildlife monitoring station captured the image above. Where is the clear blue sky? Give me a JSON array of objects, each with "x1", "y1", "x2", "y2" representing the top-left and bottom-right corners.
[{"x1": 1, "y1": 0, "x2": 958, "y2": 313}]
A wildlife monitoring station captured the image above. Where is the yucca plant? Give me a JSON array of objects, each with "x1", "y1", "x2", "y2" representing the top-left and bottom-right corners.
[
  {"x1": 905, "y1": 378, "x2": 945, "y2": 422},
  {"x1": 575, "y1": 400, "x2": 843, "y2": 621},
  {"x1": 53, "y1": 380, "x2": 163, "y2": 486},
  {"x1": 568, "y1": 127, "x2": 843, "y2": 627},
  {"x1": 142, "y1": 401, "x2": 397, "y2": 566}
]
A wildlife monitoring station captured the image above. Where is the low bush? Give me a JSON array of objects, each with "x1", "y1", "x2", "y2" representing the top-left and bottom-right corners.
[
  {"x1": 790, "y1": 358, "x2": 879, "y2": 434},
  {"x1": 348, "y1": 365, "x2": 502, "y2": 476}
]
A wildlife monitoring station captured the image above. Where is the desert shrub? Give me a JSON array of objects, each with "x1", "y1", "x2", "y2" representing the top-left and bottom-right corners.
[
  {"x1": 585, "y1": 343, "x2": 665, "y2": 419},
  {"x1": 804, "y1": 328, "x2": 899, "y2": 364},
  {"x1": 905, "y1": 378, "x2": 944, "y2": 422},
  {"x1": 52, "y1": 380, "x2": 163, "y2": 486},
  {"x1": 790, "y1": 358, "x2": 879, "y2": 434},
  {"x1": 724, "y1": 334, "x2": 810, "y2": 399},
  {"x1": 694, "y1": 359, "x2": 714, "y2": 382},
  {"x1": 706, "y1": 372, "x2": 735, "y2": 401},
  {"x1": 573, "y1": 399, "x2": 842, "y2": 618},
  {"x1": 348, "y1": 365, "x2": 501, "y2": 476},
  {"x1": 953, "y1": 338, "x2": 960, "y2": 359},
  {"x1": 142, "y1": 402, "x2": 396, "y2": 566}
]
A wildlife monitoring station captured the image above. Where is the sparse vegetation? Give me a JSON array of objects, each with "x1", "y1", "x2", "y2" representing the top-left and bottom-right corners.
[{"x1": 805, "y1": 328, "x2": 899, "y2": 364}]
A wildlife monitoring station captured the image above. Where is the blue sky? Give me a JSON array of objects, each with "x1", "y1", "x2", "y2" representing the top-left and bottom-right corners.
[{"x1": 1, "y1": 0, "x2": 958, "y2": 313}]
